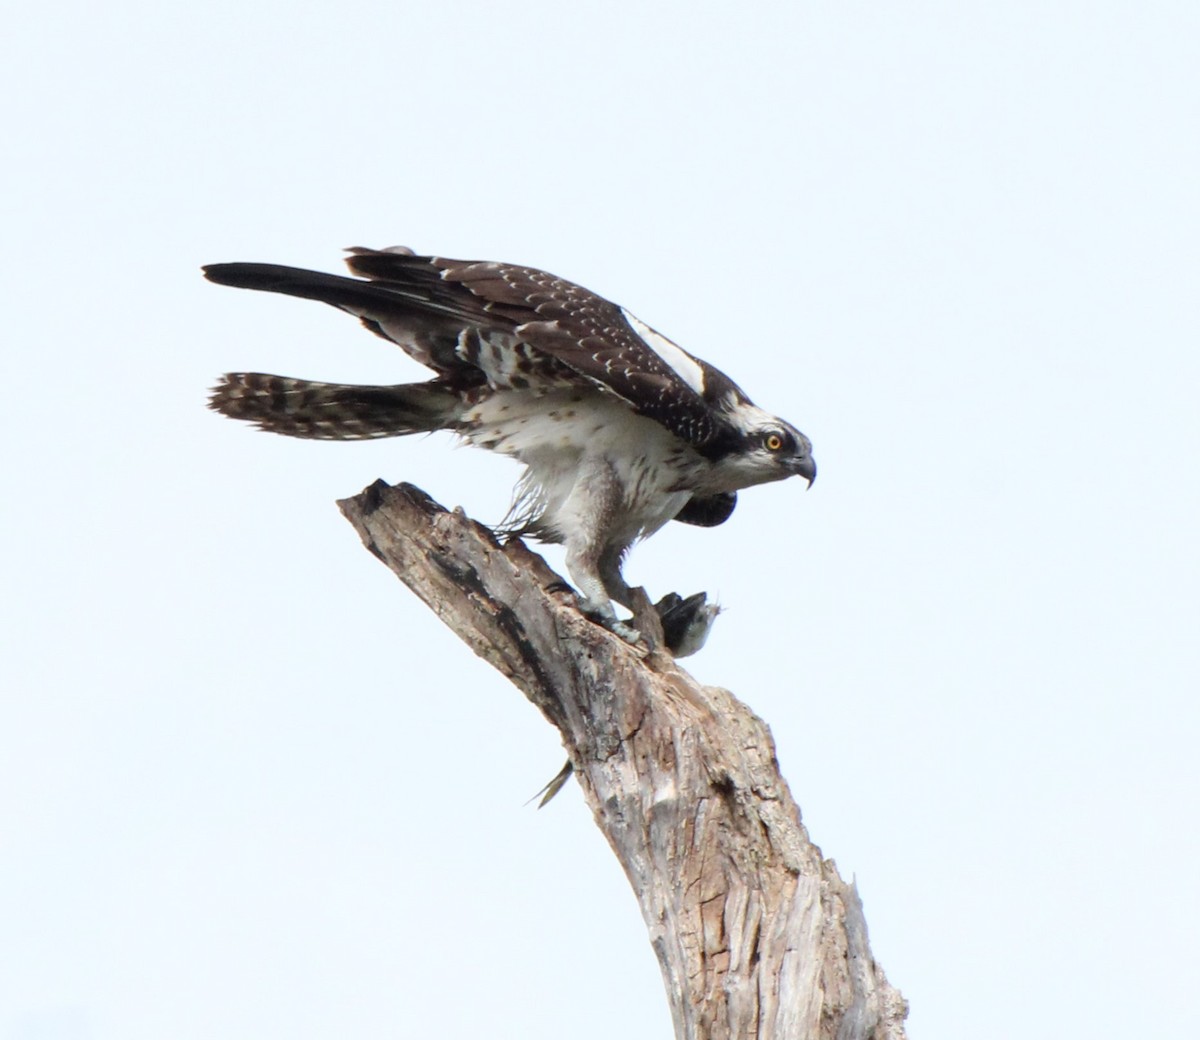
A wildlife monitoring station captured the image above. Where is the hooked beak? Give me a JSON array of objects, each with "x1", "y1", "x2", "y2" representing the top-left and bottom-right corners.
[{"x1": 789, "y1": 454, "x2": 817, "y2": 488}]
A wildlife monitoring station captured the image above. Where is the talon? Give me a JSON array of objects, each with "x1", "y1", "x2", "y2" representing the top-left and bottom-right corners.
[
  {"x1": 606, "y1": 618, "x2": 644, "y2": 645},
  {"x1": 578, "y1": 598, "x2": 645, "y2": 646}
]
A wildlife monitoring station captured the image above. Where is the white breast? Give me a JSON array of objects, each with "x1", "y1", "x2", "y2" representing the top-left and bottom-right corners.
[{"x1": 462, "y1": 390, "x2": 701, "y2": 544}]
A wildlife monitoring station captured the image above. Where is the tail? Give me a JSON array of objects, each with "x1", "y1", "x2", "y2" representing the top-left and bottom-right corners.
[{"x1": 208, "y1": 374, "x2": 462, "y2": 441}]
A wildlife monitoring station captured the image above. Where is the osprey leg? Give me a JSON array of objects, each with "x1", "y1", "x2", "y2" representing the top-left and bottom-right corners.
[
  {"x1": 559, "y1": 456, "x2": 641, "y2": 644},
  {"x1": 598, "y1": 546, "x2": 636, "y2": 609}
]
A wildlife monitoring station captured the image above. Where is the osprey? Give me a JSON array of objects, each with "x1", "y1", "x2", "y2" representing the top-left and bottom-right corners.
[{"x1": 205, "y1": 247, "x2": 815, "y2": 644}]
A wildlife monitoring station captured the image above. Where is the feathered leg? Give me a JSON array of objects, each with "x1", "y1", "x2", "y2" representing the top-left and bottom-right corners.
[
  {"x1": 598, "y1": 546, "x2": 636, "y2": 609},
  {"x1": 557, "y1": 456, "x2": 641, "y2": 644}
]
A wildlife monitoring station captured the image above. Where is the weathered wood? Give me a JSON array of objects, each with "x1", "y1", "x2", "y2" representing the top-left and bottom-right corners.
[{"x1": 338, "y1": 480, "x2": 908, "y2": 1040}]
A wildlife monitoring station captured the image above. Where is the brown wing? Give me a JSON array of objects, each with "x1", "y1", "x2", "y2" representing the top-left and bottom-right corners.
[
  {"x1": 205, "y1": 247, "x2": 745, "y2": 451},
  {"x1": 347, "y1": 248, "x2": 744, "y2": 450}
]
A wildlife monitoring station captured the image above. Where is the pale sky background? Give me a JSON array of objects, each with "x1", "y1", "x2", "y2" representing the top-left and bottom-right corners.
[{"x1": 2, "y1": 2, "x2": 1197, "y2": 1038}]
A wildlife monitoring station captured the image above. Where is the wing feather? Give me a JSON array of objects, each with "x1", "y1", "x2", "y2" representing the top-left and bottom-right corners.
[{"x1": 412, "y1": 252, "x2": 739, "y2": 449}]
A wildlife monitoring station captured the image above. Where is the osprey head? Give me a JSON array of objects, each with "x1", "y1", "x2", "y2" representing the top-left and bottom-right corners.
[
  {"x1": 707, "y1": 407, "x2": 816, "y2": 493},
  {"x1": 748, "y1": 419, "x2": 816, "y2": 486}
]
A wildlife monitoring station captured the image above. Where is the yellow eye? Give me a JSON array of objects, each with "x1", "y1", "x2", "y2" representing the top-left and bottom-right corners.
[{"x1": 765, "y1": 433, "x2": 784, "y2": 452}]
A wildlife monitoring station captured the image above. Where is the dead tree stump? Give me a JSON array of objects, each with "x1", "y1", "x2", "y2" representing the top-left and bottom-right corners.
[{"x1": 338, "y1": 480, "x2": 908, "y2": 1040}]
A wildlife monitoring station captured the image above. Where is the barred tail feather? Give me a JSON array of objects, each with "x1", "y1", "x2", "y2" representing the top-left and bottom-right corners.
[{"x1": 208, "y1": 374, "x2": 461, "y2": 441}]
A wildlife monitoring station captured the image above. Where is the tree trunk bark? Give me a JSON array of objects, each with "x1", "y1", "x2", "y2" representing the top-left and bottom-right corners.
[{"x1": 338, "y1": 480, "x2": 908, "y2": 1040}]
